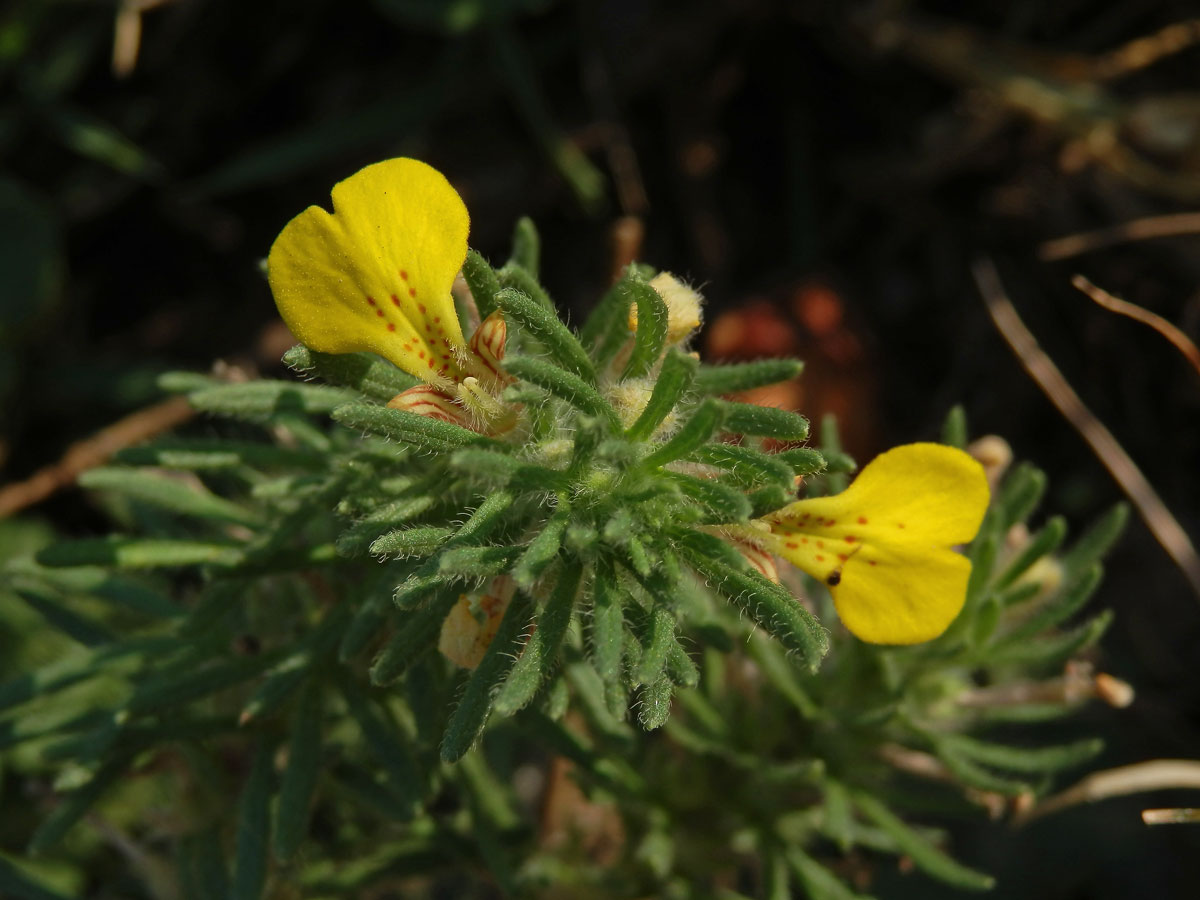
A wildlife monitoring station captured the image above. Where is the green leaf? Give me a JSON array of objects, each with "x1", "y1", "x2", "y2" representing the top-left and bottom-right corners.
[
  {"x1": 232, "y1": 741, "x2": 274, "y2": 900},
  {"x1": 772, "y1": 447, "x2": 828, "y2": 475},
  {"x1": 693, "y1": 359, "x2": 804, "y2": 394},
  {"x1": 441, "y1": 592, "x2": 533, "y2": 762},
  {"x1": 282, "y1": 345, "x2": 417, "y2": 401},
  {"x1": 939, "y1": 733, "x2": 1104, "y2": 774},
  {"x1": 367, "y1": 525, "x2": 455, "y2": 559},
  {"x1": 690, "y1": 443, "x2": 795, "y2": 491},
  {"x1": 634, "y1": 603, "x2": 676, "y2": 687},
  {"x1": 851, "y1": 792, "x2": 994, "y2": 891},
  {"x1": 589, "y1": 560, "x2": 625, "y2": 708},
  {"x1": 941, "y1": 405, "x2": 968, "y2": 450},
  {"x1": 116, "y1": 439, "x2": 324, "y2": 472},
  {"x1": 29, "y1": 757, "x2": 127, "y2": 852},
  {"x1": 79, "y1": 467, "x2": 260, "y2": 527},
  {"x1": 273, "y1": 685, "x2": 323, "y2": 862},
  {"x1": 641, "y1": 399, "x2": 725, "y2": 469},
  {"x1": 0, "y1": 856, "x2": 74, "y2": 900},
  {"x1": 622, "y1": 275, "x2": 669, "y2": 379},
  {"x1": 369, "y1": 590, "x2": 460, "y2": 686},
  {"x1": 785, "y1": 845, "x2": 875, "y2": 900},
  {"x1": 993, "y1": 516, "x2": 1068, "y2": 590},
  {"x1": 463, "y1": 249, "x2": 503, "y2": 321},
  {"x1": 341, "y1": 683, "x2": 422, "y2": 811},
  {"x1": 449, "y1": 446, "x2": 569, "y2": 492},
  {"x1": 626, "y1": 349, "x2": 698, "y2": 441},
  {"x1": 332, "y1": 403, "x2": 496, "y2": 452},
  {"x1": 581, "y1": 269, "x2": 636, "y2": 364},
  {"x1": 513, "y1": 503, "x2": 571, "y2": 589},
  {"x1": 673, "y1": 528, "x2": 829, "y2": 668},
  {"x1": 508, "y1": 216, "x2": 540, "y2": 276},
  {"x1": 1059, "y1": 503, "x2": 1129, "y2": 578},
  {"x1": 637, "y1": 675, "x2": 673, "y2": 730},
  {"x1": 338, "y1": 496, "x2": 437, "y2": 556},
  {"x1": 190, "y1": 381, "x2": 353, "y2": 421},
  {"x1": 437, "y1": 545, "x2": 522, "y2": 578},
  {"x1": 996, "y1": 462, "x2": 1047, "y2": 529},
  {"x1": 493, "y1": 566, "x2": 581, "y2": 715},
  {"x1": 498, "y1": 263, "x2": 556, "y2": 314},
  {"x1": 665, "y1": 471, "x2": 753, "y2": 523},
  {"x1": 37, "y1": 537, "x2": 243, "y2": 570},
  {"x1": 178, "y1": 827, "x2": 229, "y2": 900},
  {"x1": 998, "y1": 563, "x2": 1103, "y2": 645},
  {"x1": 494, "y1": 288, "x2": 595, "y2": 381},
  {"x1": 991, "y1": 610, "x2": 1113, "y2": 667},
  {"x1": 502, "y1": 355, "x2": 618, "y2": 427},
  {"x1": 717, "y1": 400, "x2": 809, "y2": 441}
]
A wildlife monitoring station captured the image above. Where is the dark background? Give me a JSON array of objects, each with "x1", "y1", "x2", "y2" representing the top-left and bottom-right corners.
[{"x1": 2, "y1": 0, "x2": 1199, "y2": 896}]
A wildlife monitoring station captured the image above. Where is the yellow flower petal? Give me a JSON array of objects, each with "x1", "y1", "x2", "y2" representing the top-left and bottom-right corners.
[
  {"x1": 762, "y1": 442, "x2": 989, "y2": 644},
  {"x1": 267, "y1": 158, "x2": 471, "y2": 385}
]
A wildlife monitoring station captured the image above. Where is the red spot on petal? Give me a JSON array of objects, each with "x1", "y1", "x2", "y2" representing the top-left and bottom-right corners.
[
  {"x1": 434, "y1": 316, "x2": 441, "y2": 323},
  {"x1": 826, "y1": 520, "x2": 837, "y2": 527},
  {"x1": 845, "y1": 536, "x2": 856, "y2": 543},
  {"x1": 391, "y1": 294, "x2": 401, "y2": 307},
  {"x1": 388, "y1": 323, "x2": 396, "y2": 332},
  {"x1": 837, "y1": 553, "x2": 847, "y2": 561},
  {"x1": 800, "y1": 538, "x2": 809, "y2": 544},
  {"x1": 868, "y1": 559, "x2": 877, "y2": 566},
  {"x1": 815, "y1": 555, "x2": 825, "y2": 562},
  {"x1": 816, "y1": 541, "x2": 825, "y2": 548},
  {"x1": 858, "y1": 516, "x2": 868, "y2": 524},
  {"x1": 376, "y1": 309, "x2": 385, "y2": 317},
  {"x1": 400, "y1": 270, "x2": 408, "y2": 280},
  {"x1": 367, "y1": 296, "x2": 376, "y2": 306},
  {"x1": 785, "y1": 542, "x2": 798, "y2": 549},
  {"x1": 412, "y1": 292, "x2": 420, "y2": 302},
  {"x1": 442, "y1": 354, "x2": 451, "y2": 360},
  {"x1": 897, "y1": 522, "x2": 906, "y2": 529},
  {"x1": 418, "y1": 350, "x2": 425, "y2": 359},
  {"x1": 403, "y1": 344, "x2": 413, "y2": 352}
]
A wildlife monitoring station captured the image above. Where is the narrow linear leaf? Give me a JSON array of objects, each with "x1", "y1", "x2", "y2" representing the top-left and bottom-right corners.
[
  {"x1": 494, "y1": 288, "x2": 595, "y2": 381},
  {"x1": 332, "y1": 403, "x2": 497, "y2": 452},
  {"x1": 513, "y1": 504, "x2": 571, "y2": 589},
  {"x1": 37, "y1": 538, "x2": 243, "y2": 570},
  {"x1": 626, "y1": 349, "x2": 698, "y2": 440},
  {"x1": 851, "y1": 792, "x2": 994, "y2": 891},
  {"x1": 463, "y1": 249, "x2": 503, "y2": 321},
  {"x1": 717, "y1": 400, "x2": 809, "y2": 441},
  {"x1": 637, "y1": 675, "x2": 673, "y2": 730},
  {"x1": 449, "y1": 447, "x2": 569, "y2": 492},
  {"x1": 502, "y1": 355, "x2": 617, "y2": 427},
  {"x1": 437, "y1": 545, "x2": 522, "y2": 578},
  {"x1": 993, "y1": 516, "x2": 1068, "y2": 590},
  {"x1": 0, "y1": 857, "x2": 75, "y2": 900},
  {"x1": 635, "y1": 603, "x2": 677, "y2": 687},
  {"x1": 1059, "y1": 503, "x2": 1129, "y2": 577},
  {"x1": 498, "y1": 263, "x2": 556, "y2": 314},
  {"x1": 690, "y1": 443, "x2": 795, "y2": 491},
  {"x1": 940, "y1": 733, "x2": 1104, "y2": 774},
  {"x1": 191, "y1": 380, "x2": 353, "y2": 421},
  {"x1": 273, "y1": 685, "x2": 323, "y2": 862},
  {"x1": 785, "y1": 845, "x2": 875, "y2": 900},
  {"x1": 589, "y1": 560, "x2": 624, "y2": 701},
  {"x1": 992, "y1": 610, "x2": 1114, "y2": 667},
  {"x1": 641, "y1": 399, "x2": 725, "y2": 468},
  {"x1": 282, "y1": 345, "x2": 417, "y2": 401},
  {"x1": 80, "y1": 468, "x2": 261, "y2": 526},
  {"x1": 622, "y1": 276, "x2": 669, "y2": 379},
  {"x1": 673, "y1": 528, "x2": 829, "y2": 668},
  {"x1": 341, "y1": 683, "x2": 422, "y2": 811},
  {"x1": 232, "y1": 741, "x2": 274, "y2": 900},
  {"x1": 508, "y1": 216, "x2": 540, "y2": 276},
  {"x1": 1000, "y1": 563, "x2": 1103, "y2": 646},
  {"x1": 666, "y1": 471, "x2": 753, "y2": 523},
  {"x1": 370, "y1": 590, "x2": 461, "y2": 685},
  {"x1": 997, "y1": 463, "x2": 1047, "y2": 529},
  {"x1": 28, "y1": 758, "x2": 127, "y2": 853},
  {"x1": 441, "y1": 593, "x2": 533, "y2": 762},
  {"x1": 772, "y1": 447, "x2": 828, "y2": 475},
  {"x1": 494, "y1": 566, "x2": 582, "y2": 715},
  {"x1": 693, "y1": 359, "x2": 805, "y2": 394}
]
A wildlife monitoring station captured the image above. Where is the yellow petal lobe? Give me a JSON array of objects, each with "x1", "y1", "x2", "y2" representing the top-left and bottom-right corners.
[
  {"x1": 763, "y1": 442, "x2": 989, "y2": 645},
  {"x1": 267, "y1": 158, "x2": 470, "y2": 385}
]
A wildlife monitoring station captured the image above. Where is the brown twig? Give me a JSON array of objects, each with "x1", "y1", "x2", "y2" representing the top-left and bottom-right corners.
[
  {"x1": 0, "y1": 396, "x2": 194, "y2": 518},
  {"x1": 1142, "y1": 807, "x2": 1200, "y2": 825},
  {"x1": 973, "y1": 258, "x2": 1200, "y2": 600},
  {"x1": 1071, "y1": 274, "x2": 1200, "y2": 380},
  {"x1": 1090, "y1": 18, "x2": 1200, "y2": 81},
  {"x1": 1039, "y1": 211, "x2": 1200, "y2": 261},
  {"x1": 1013, "y1": 759, "x2": 1200, "y2": 825}
]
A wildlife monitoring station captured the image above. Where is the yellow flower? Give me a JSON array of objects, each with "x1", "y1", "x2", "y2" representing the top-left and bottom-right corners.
[
  {"x1": 267, "y1": 158, "x2": 509, "y2": 431},
  {"x1": 752, "y1": 443, "x2": 989, "y2": 645}
]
